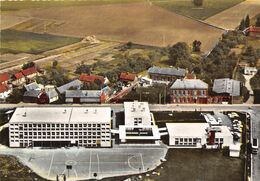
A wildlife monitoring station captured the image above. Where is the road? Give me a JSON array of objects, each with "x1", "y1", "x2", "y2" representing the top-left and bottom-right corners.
[{"x1": 249, "y1": 108, "x2": 260, "y2": 181}]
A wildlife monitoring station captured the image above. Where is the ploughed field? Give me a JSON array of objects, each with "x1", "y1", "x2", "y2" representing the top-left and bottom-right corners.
[{"x1": 3, "y1": 2, "x2": 223, "y2": 52}]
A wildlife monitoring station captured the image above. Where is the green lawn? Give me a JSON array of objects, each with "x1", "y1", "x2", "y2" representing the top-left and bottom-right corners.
[
  {"x1": 0, "y1": 0, "x2": 143, "y2": 11},
  {"x1": 151, "y1": 0, "x2": 244, "y2": 20},
  {"x1": 0, "y1": 29, "x2": 81, "y2": 54}
]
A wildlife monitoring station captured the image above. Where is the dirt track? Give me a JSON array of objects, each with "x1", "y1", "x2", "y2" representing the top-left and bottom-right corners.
[
  {"x1": 6, "y1": 2, "x2": 223, "y2": 52},
  {"x1": 205, "y1": 0, "x2": 260, "y2": 30}
]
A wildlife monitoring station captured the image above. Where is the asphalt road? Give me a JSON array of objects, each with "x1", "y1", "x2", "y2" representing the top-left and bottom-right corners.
[{"x1": 249, "y1": 108, "x2": 260, "y2": 181}]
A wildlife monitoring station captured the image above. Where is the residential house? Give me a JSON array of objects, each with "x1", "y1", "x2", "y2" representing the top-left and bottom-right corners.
[
  {"x1": 24, "y1": 82, "x2": 43, "y2": 91},
  {"x1": 79, "y1": 74, "x2": 105, "y2": 85},
  {"x1": 0, "y1": 73, "x2": 10, "y2": 85},
  {"x1": 212, "y1": 78, "x2": 241, "y2": 103},
  {"x1": 12, "y1": 72, "x2": 26, "y2": 86},
  {"x1": 57, "y1": 79, "x2": 82, "y2": 95},
  {"x1": 170, "y1": 79, "x2": 208, "y2": 103},
  {"x1": 244, "y1": 67, "x2": 258, "y2": 75},
  {"x1": 119, "y1": 72, "x2": 136, "y2": 82},
  {"x1": 23, "y1": 89, "x2": 59, "y2": 104},
  {"x1": 65, "y1": 90, "x2": 105, "y2": 104},
  {"x1": 0, "y1": 84, "x2": 11, "y2": 100},
  {"x1": 23, "y1": 82, "x2": 59, "y2": 103},
  {"x1": 148, "y1": 66, "x2": 186, "y2": 84},
  {"x1": 21, "y1": 66, "x2": 38, "y2": 79}
]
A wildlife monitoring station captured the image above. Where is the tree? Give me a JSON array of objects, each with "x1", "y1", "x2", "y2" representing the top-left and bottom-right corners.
[
  {"x1": 6, "y1": 88, "x2": 24, "y2": 103},
  {"x1": 52, "y1": 60, "x2": 58, "y2": 68},
  {"x1": 239, "y1": 19, "x2": 245, "y2": 30},
  {"x1": 192, "y1": 40, "x2": 202, "y2": 52},
  {"x1": 75, "y1": 63, "x2": 91, "y2": 74},
  {"x1": 193, "y1": 0, "x2": 203, "y2": 6},
  {"x1": 168, "y1": 42, "x2": 191, "y2": 66},
  {"x1": 22, "y1": 61, "x2": 35, "y2": 70},
  {"x1": 245, "y1": 15, "x2": 250, "y2": 28},
  {"x1": 256, "y1": 17, "x2": 260, "y2": 27}
]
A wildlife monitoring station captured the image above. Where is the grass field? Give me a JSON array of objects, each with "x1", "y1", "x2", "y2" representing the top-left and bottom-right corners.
[
  {"x1": 151, "y1": 0, "x2": 244, "y2": 20},
  {"x1": 0, "y1": 29, "x2": 81, "y2": 54},
  {"x1": 0, "y1": 0, "x2": 143, "y2": 11}
]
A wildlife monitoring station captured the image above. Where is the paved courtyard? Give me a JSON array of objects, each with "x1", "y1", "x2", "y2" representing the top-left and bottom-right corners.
[{"x1": 0, "y1": 144, "x2": 168, "y2": 181}]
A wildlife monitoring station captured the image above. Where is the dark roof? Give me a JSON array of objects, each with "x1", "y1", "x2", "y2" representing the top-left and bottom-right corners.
[
  {"x1": 0, "y1": 73, "x2": 9, "y2": 83},
  {"x1": 57, "y1": 80, "x2": 82, "y2": 94},
  {"x1": 119, "y1": 72, "x2": 136, "y2": 81},
  {"x1": 79, "y1": 74, "x2": 105, "y2": 84},
  {"x1": 21, "y1": 67, "x2": 37, "y2": 76},
  {"x1": 65, "y1": 90, "x2": 102, "y2": 98},
  {"x1": 212, "y1": 78, "x2": 240, "y2": 96},
  {"x1": 24, "y1": 82, "x2": 40, "y2": 91},
  {"x1": 0, "y1": 84, "x2": 8, "y2": 93},
  {"x1": 23, "y1": 90, "x2": 41, "y2": 98},
  {"x1": 170, "y1": 79, "x2": 208, "y2": 89},
  {"x1": 148, "y1": 66, "x2": 186, "y2": 77}
]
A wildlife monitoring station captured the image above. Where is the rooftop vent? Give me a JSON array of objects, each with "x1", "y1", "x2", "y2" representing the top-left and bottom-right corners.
[
  {"x1": 22, "y1": 112, "x2": 26, "y2": 117},
  {"x1": 85, "y1": 109, "x2": 88, "y2": 114},
  {"x1": 63, "y1": 109, "x2": 67, "y2": 114}
]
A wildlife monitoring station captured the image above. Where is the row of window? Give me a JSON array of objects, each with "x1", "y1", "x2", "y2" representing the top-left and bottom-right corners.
[
  {"x1": 172, "y1": 90, "x2": 206, "y2": 96},
  {"x1": 10, "y1": 123, "x2": 110, "y2": 128}
]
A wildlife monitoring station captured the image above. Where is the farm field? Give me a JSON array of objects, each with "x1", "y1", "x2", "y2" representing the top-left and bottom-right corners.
[
  {"x1": 4, "y1": 2, "x2": 223, "y2": 52},
  {"x1": 151, "y1": 0, "x2": 244, "y2": 20},
  {"x1": 0, "y1": 0, "x2": 143, "y2": 11},
  {"x1": 0, "y1": 29, "x2": 81, "y2": 54},
  {"x1": 205, "y1": 0, "x2": 260, "y2": 30}
]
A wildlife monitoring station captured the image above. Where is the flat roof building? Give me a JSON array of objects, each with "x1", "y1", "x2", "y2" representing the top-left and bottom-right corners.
[
  {"x1": 166, "y1": 123, "x2": 234, "y2": 148},
  {"x1": 166, "y1": 123, "x2": 209, "y2": 148},
  {"x1": 124, "y1": 101, "x2": 152, "y2": 126},
  {"x1": 9, "y1": 107, "x2": 111, "y2": 148}
]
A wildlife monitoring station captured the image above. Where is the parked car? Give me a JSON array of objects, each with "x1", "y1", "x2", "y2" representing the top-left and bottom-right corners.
[{"x1": 252, "y1": 138, "x2": 259, "y2": 154}]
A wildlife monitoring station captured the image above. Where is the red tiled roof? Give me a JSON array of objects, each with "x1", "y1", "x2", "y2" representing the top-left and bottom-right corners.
[
  {"x1": 248, "y1": 26, "x2": 260, "y2": 33},
  {"x1": 0, "y1": 73, "x2": 9, "y2": 83},
  {"x1": 21, "y1": 67, "x2": 37, "y2": 76},
  {"x1": 0, "y1": 84, "x2": 8, "y2": 93},
  {"x1": 14, "y1": 72, "x2": 24, "y2": 79},
  {"x1": 119, "y1": 72, "x2": 136, "y2": 81},
  {"x1": 79, "y1": 74, "x2": 105, "y2": 84}
]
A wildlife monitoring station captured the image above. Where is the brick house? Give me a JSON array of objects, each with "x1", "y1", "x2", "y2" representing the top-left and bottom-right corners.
[
  {"x1": 170, "y1": 79, "x2": 208, "y2": 104},
  {"x1": 148, "y1": 66, "x2": 186, "y2": 84}
]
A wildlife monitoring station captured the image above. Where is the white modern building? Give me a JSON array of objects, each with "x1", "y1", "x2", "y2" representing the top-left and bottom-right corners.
[
  {"x1": 115, "y1": 101, "x2": 165, "y2": 144},
  {"x1": 166, "y1": 123, "x2": 234, "y2": 148},
  {"x1": 9, "y1": 107, "x2": 111, "y2": 148},
  {"x1": 166, "y1": 123, "x2": 209, "y2": 148}
]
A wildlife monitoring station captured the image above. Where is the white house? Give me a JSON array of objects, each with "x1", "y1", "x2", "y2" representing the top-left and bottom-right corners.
[{"x1": 244, "y1": 66, "x2": 257, "y2": 75}]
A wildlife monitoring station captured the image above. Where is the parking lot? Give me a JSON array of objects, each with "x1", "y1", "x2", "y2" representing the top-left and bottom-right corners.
[{"x1": 0, "y1": 144, "x2": 168, "y2": 181}]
